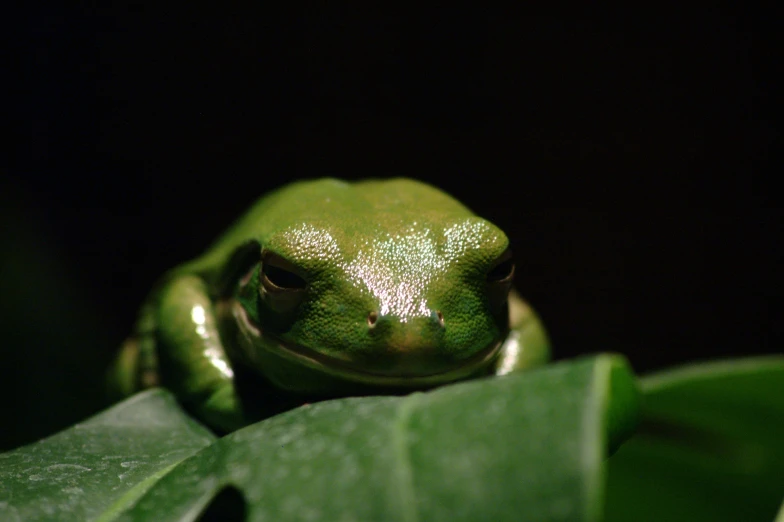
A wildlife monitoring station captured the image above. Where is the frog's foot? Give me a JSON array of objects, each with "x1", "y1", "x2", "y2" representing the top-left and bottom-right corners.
[
  {"x1": 493, "y1": 293, "x2": 551, "y2": 375},
  {"x1": 194, "y1": 384, "x2": 248, "y2": 433},
  {"x1": 107, "y1": 337, "x2": 139, "y2": 400},
  {"x1": 107, "y1": 336, "x2": 161, "y2": 400}
]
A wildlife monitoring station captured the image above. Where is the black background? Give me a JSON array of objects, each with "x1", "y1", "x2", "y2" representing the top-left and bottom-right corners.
[{"x1": 2, "y1": 8, "x2": 780, "y2": 449}]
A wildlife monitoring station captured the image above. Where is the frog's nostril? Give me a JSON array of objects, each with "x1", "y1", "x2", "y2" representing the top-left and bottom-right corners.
[
  {"x1": 367, "y1": 311, "x2": 379, "y2": 328},
  {"x1": 436, "y1": 310, "x2": 444, "y2": 327}
]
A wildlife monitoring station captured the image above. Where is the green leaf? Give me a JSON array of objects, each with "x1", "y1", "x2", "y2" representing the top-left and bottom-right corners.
[
  {"x1": 0, "y1": 355, "x2": 638, "y2": 521},
  {"x1": 118, "y1": 355, "x2": 637, "y2": 522},
  {"x1": 0, "y1": 390, "x2": 217, "y2": 522},
  {"x1": 604, "y1": 356, "x2": 784, "y2": 522}
]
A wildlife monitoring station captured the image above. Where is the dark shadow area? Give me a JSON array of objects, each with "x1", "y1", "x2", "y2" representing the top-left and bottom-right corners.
[{"x1": 196, "y1": 485, "x2": 247, "y2": 522}]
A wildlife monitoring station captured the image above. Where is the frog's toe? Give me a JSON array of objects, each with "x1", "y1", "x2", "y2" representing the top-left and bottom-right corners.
[{"x1": 197, "y1": 385, "x2": 247, "y2": 432}]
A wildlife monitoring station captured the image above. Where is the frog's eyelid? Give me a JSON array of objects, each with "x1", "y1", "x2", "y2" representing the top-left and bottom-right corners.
[
  {"x1": 262, "y1": 265, "x2": 307, "y2": 291},
  {"x1": 489, "y1": 247, "x2": 513, "y2": 268},
  {"x1": 486, "y1": 248, "x2": 515, "y2": 282},
  {"x1": 260, "y1": 250, "x2": 308, "y2": 291},
  {"x1": 260, "y1": 250, "x2": 304, "y2": 274}
]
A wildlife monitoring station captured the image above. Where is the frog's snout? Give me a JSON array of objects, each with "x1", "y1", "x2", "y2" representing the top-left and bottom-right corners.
[
  {"x1": 365, "y1": 308, "x2": 446, "y2": 350},
  {"x1": 354, "y1": 308, "x2": 458, "y2": 376}
]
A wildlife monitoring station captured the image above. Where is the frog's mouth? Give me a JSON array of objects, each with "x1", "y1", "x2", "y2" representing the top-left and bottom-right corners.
[{"x1": 231, "y1": 301, "x2": 503, "y2": 387}]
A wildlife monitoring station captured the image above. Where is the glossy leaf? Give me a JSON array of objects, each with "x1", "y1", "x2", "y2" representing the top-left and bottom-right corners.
[
  {"x1": 0, "y1": 355, "x2": 638, "y2": 521},
  {"x1": 604, "y1": 356, "x2": 784, "y2": 522},
  {"x1": 119, "y1": 355, "x2": 638, "y2": 522},
  {"x1": 0, "y1": 390, "x2": 216, "y2": 522}
]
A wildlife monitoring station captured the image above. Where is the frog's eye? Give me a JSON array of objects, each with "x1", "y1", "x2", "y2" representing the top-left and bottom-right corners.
[
  {"x1": 486, "y1": 248, "x2": 514, "y2": 318},
  {"x1": 487, "y1": 249, "x2": 515, "y2": 283},
  {"x1": 262, "y1": 264, "x2": 307, "y2": 291},
  {"x1": 259, "y1": 252, "x2": 307, "y2": 315},
  {"x1": 261, "y1": 254, "x2": 307, "y2": 291}
]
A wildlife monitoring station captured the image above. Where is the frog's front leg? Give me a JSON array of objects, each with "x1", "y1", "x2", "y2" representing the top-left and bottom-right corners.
[
  {"x1": 102, "y1": 273, "x2": 250, "y2": 431},
  {"x1": 147, "y1": 274, "x2": 249, "y2": 431},
  {"x1": 493, "y1": 290, "x2": 551, "y2": 375}
]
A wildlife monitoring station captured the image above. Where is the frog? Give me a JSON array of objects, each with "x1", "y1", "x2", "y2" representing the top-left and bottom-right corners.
[{"x1": 108, "y1": 178, "x2": 550, "y2": 432}]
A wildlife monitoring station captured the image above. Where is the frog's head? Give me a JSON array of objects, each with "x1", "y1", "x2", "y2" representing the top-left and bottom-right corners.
[{"x1": 232, "y1": 179, "x2": 514, "y2": 392}]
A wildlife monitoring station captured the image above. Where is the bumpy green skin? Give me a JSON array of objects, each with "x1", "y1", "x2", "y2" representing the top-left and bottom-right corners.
[{"x1": 109, "y1": 178, "x2": 550, "y2": 431}]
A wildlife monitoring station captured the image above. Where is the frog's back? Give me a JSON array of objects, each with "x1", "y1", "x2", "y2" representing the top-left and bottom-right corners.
[{"x1": 184, "y1": 178, "x2": 476, "y2": 280}]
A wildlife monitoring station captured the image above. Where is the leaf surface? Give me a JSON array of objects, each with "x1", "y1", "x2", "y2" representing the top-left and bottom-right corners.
[
  {"x1": 122, "y1": 355, "x2": 637, "y2": 522},
  {"x1": 605, "y1": 356, "x2": 784, "y2": 522},
  {"x1": 0, "y1": 390, "x2": 216, "y2": 522}
]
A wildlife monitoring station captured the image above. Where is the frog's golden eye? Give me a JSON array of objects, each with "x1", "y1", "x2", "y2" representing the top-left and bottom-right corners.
[
  {"x1": 260, "y1": 252, "x2": 307, "y2": 315},
  {"x1": 487, "y1": 249, "x2": 515, "y2": 283},
  {"x1": 262, "y1": 264, "x2": 307, "y2": 291}
]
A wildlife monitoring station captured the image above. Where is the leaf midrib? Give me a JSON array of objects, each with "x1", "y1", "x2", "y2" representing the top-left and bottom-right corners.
[{"x1": 393, "y1": 392, "x2": 421, "y2": 522}]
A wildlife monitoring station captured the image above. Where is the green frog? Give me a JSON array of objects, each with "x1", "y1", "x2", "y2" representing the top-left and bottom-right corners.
[{"x1": 108, "y1": 178, "x2": 549, "y2": 431}]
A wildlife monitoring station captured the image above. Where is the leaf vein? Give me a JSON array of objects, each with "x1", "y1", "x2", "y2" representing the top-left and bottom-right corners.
[{"x1": 393, "y1": 393, "x2": 420, "y2": 522}]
